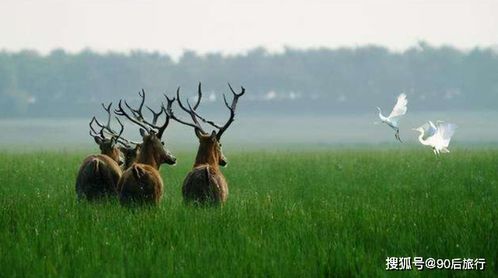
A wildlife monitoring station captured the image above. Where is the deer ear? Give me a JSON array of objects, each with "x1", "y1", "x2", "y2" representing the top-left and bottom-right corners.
[
  {"x1": 140, "y1": 128, "x2": 147, "y2": 138},
  {"x1": 210, "y1": 130, "x2": 217, "y2": 141},
  {"x1": 94, "y1": 137, "x2": 103, "y2": 145}
]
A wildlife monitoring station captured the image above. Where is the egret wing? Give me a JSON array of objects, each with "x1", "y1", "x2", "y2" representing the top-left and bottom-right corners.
[
  {"x1": 418, "y1": 121, "x2": 437, "y2": 140},
  {"x1": 388, "y1": 93, "x2": 408, "y2": 120},
  {"x1": 435, "y1": 121, "x2": 457, "y2": 147}
]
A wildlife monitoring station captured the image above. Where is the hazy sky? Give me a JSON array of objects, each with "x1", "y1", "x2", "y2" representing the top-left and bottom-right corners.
[{"x1": 1, "y1": 0, "x2": 497, "y2": 57}]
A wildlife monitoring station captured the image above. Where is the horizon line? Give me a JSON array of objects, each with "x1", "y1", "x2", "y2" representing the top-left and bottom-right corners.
[{"x1": 2, "y1": 41, "x2": 498, "y2": 59}]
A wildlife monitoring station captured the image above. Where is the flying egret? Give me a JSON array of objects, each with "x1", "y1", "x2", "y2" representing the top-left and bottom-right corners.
[
  {"x1": 376, "y1": 93, "x2": 408, "y2": 142},
  {"x1": 412, "y1": 121, "x2": 457, "y2": 155}
]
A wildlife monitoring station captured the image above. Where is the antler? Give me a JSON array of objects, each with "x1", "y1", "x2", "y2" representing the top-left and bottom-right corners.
[
  {"x1": 216, "y1": 83, "x2": 245, "y2": 139},
  {"x1": 175, "y1": 83, "x2": 207, "y2": 131},
  {"x1": 115, "y1": 99, "x2": 151, "y2": 133},
  {"x1": 103, "y1": 116, "x2": 142, "y2": 147},
  {"x1": 192, "y1": 82, "x2": 202, "y2": 110},
  {"x1": 166, "y1": 87, "x2": 207, "y2": 135},
  {"x1": 121, "y1": 89, "x2": 159, "y2": 130},
  {"x1": 184, "y1": 83, "x2": 222, "y2": 129},
  {"x1": 115, "y1": 89, "x2": 172, "y2": 139},
  {"x1": 89, "y1": 102, "x2": 126, "y2": 142},
  {"x1": 89, "y1": 117, "x2": 104, "y2": 139},
  {"x1": 155, "y1": 96, "x2": 175, "y2": 139},
  {"x1": 167, "y1": 83, "x2": 245, "y2": 140},
  {"x1": 125, "y1": 89, "x2": 146, "y2": 121}
]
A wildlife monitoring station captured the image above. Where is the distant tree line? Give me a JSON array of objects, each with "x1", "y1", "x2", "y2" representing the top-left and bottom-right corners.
[{"x1": 0, "y1": 42, "x2": 497, "y2": 117}]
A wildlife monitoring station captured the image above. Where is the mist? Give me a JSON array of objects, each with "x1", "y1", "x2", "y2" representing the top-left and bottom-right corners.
[{"x1": 0, "y1": 44, "x2": 497, "y2": 148}]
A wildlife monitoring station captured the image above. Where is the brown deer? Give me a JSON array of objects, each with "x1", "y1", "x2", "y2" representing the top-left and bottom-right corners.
[
  {"x1": 90, "y1": 110, "x2": 142, "y2": 170},
  {"x1": 75, "y1": 103, "x2": 127, "y2": 200},
  {"x1": 119, "y1": 143, "x2": 141, "y2": 170},
  {"x1": 166, "y1": 83, "x2": 245, "y2": 205},
  {"x1": 115, "y1": 89, "x2": 177, "y2": 205}
]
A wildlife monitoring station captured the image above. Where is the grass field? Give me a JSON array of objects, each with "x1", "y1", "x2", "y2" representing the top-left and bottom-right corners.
[{"x1": 1, "y1": 148, "x2": 498, "y2": 277}]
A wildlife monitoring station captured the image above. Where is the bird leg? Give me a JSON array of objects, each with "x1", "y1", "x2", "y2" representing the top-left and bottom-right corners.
[{"x1": 395, "y1": 129, "x2": 402, "y2": 143}]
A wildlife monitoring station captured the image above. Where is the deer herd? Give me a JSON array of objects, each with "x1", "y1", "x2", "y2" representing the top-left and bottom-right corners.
[{"x1": 75, "y1": 83, "x2": 245, "y2": 206}]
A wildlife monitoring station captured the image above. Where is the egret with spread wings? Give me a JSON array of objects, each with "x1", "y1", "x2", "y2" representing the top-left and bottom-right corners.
[
  {"x1": 413, "y1": 121, "x2": 457, "y2": 155},
  {"x1": 376, "y1": 93, "x2": 408, "y2": 142}
]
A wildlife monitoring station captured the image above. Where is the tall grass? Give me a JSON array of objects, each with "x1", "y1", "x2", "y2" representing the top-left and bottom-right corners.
[{"x1": 1, "y1": 149, "x2": 497, "y2": 277}]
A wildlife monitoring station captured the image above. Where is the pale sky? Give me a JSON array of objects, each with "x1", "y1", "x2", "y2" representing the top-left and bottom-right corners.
[{"x1": 1, "y1": 0, "x2": 497, "y2": 57}]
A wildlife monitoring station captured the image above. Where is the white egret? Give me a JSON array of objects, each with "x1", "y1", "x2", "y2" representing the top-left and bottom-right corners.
[
  {"x1": 413, "y1": 121, "x2": 457, "y2": 155},
  {"x1": 376, "y1": 93, "x2": 408, "y2": 142}
]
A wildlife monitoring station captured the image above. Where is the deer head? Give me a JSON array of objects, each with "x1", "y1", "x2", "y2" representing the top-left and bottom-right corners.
[
  {"x1": 115, "y1": 89, "x2": 176, "y2": 169},
  {"x1": 166, "y1": 83, "x2": 245, "y2": 168},
  {"x1": 89, "y1": 103, "x2": 127, "y2": 165},
  {"x1": 118, "y1": 143, "x2": 141, "y2": 169}
]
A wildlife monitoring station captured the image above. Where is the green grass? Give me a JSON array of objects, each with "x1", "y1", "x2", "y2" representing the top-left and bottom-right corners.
[{"x1": 1, "y1": 148, "x2": 498, "y2": 277}]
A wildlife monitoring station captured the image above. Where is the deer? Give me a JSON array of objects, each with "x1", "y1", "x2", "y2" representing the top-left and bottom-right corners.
[
  {"x1": 166, "y1": 83, "x2": 245, "y2": 205},
  {"x1": 115, "y1": 89, "x2": 177, "y2": 205},
  {"x1": 90, "y1": 108, "x2": 142, "y2": 170},
  {"x1": 75, "y1": 103, "x2": 128, "y2": 200},
  {"x1": 119, "y1": 143, "x2": 141, "y2": 170}
]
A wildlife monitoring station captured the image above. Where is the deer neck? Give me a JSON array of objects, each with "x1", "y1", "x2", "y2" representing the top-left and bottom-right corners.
[
  {"x1": 102, "y1": 149, "x2": 118, "y2": 164},
  {"x1": 124, "y1": 157, "x2": 136, "y2": 169},
  {"x1": 194, "y1": 144, "x2": 219, "y2": 170},
  {"x1": 137, "y1": 143, "x2": 159, "y2": 170}
]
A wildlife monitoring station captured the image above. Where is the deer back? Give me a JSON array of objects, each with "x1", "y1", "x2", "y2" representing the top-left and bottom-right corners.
[
  {"x1": 118, "y1": 163, "x2": 163, "y2": 205},
  {"x1": 76, "y1": 154, "x2": 122, "y2": 200},
  {"x1": 116, "y1": 132, "x2": 175, "y2": 205},
  {"x1": 182, "y1": 165, "x2": 228, "y2": 205}
]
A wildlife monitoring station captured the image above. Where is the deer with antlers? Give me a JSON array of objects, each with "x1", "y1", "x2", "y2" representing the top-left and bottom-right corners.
[
  {"x1": 119, "y1": 143, "x2": 141, "y2": 170},
  {"x1": 166, "y1": 83, "x2": 245, "y2": 205},
  {"x1": 115, "y1": 89, "x2": 177, "y2": 205},
  {"x1": 90, "y1": 105, "x2": 142, "y2": 171},
  {"x1": 76, "y1": 103, "x2": 129, "y2": 200}
]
